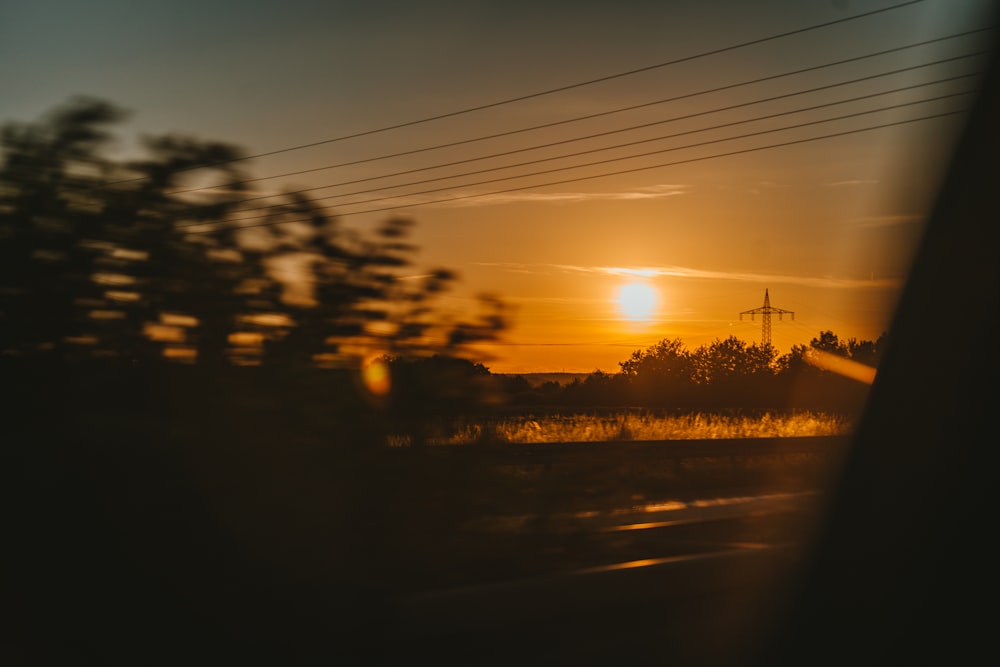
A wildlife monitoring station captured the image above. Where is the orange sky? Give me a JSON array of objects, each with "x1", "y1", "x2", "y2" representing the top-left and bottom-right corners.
[{"x1": 2, "y1": 0, "x2": 995, "y2": 373}]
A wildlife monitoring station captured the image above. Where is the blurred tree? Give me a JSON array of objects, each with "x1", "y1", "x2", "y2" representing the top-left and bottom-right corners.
[
  {"x1": 0, "y1": 97, "x2": 124, "y2": 361},
  {"x1": 0, "y1": 97, "x2": 507, "y2": 374},
  {"x1": 118, "y1": 134, "x2": 263, "y2": 368}
]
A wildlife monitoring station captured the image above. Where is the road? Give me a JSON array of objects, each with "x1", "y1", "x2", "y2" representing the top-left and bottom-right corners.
[{"x1": 377, "y1": 485, "x2": 835, "y2": 665}]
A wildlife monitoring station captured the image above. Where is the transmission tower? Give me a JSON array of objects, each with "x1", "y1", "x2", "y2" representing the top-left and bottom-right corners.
[{"x1": 739, "y1": 289, "x2": 794, "y2": 347}]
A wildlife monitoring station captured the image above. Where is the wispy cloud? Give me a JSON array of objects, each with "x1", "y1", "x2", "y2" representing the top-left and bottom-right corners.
[
  {"x1": 824, "y1": 179, "x2": 880, "y2": 187},
  {"x1": 478, "y1": 262, "x2": 903, "y2": 289},
  {"x1": 423, "y1": 184, "x2": 689, "y2": 207},
  {"x1": 217, "y1": 183, "x2": 689, "y2": 217},
  {"x1": 506, "y1": 295, "x2": 606, "y2": 304}
]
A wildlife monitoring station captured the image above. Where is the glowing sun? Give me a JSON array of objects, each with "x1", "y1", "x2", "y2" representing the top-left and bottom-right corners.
[{"x1": 616, "y1": 282, "x2": 658, "y2": 321}]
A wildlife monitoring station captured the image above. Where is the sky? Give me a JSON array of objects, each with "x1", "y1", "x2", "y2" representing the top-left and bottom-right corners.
[{"x1": 1, "y1": 0, "x2": 996, "y2": 373}]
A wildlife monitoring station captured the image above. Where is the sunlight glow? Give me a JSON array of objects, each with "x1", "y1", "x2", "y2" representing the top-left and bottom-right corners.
[
  {"x1": 605, "y1": 267, "x2": 660, "y2": 278},
  {"x1": 804, "y1": 348, "x2": 877, "y2": 385},
  {"x1": 616, "y1": 282, "x2": 658, "y2": 321},
  {"x1": 361, "y1": 356, "x2": 392, "y2": 397}
]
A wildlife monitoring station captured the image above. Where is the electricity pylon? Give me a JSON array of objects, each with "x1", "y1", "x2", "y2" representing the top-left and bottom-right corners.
[{"x1": 740, "y1": 289, "x2": 793, "y2": 347}]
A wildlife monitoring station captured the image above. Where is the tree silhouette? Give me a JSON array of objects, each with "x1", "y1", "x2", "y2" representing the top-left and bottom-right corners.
[
  {"x1": 810, "y1": 330, "x2": 848, "y2": 356},
  {"x1": 593, "y1": 332, "x2": 882, "y2": 410},
  {"x1": 690, "y1": 336, "x2": 776, "y2": 385},
  {"x1": 0, "y1": 97, "x2": 507, "y2": 375},
  {"x1": 0, "y1": 97, "x2": 124, "y2": 361},
  {"x1": 846, "y1": 332, "x2": 887, "y2": 366},
  {"x1": 618, "y1": 337, "x2": 693, "y2": 405}
]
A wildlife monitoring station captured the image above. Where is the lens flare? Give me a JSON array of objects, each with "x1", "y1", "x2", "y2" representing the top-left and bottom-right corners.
[
  {"x1": 804, "y1": 348, "x2": 877, "y2": 385},
  {"x1": 361, "y1": 357, "x2": 392, "y2": 397}
]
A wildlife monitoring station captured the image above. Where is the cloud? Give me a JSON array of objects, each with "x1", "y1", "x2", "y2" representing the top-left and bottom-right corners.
[
  {"x1": 824, "y1": 179, "x2": 880, "y2": 187},
  {"x1": 424, "y1": 184, "x2": 689, "y2": 207},
  {"x1": 478, "y1": 262, "x2": 903, "y2": 289},
  {"x1": 506, "y1": 295, "x2": 605, "y2": 304}
]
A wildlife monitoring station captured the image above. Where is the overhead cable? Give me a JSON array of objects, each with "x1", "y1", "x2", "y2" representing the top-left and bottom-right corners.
[
  {"x1": 109, "y1": 0, "x2": 926, "y2": 184},
  {"x1": 217, "y1": 64, "x2": 982, "y2": 214},
  {"x1": 212, "y1": 91, "x2": 972, "y2": 225},
  {"x1": 168, "y1": 27, "x2": 991, "y2": 197},
  {"x1": 183, "y1": 108, "x2": 967, "y2": 234}
]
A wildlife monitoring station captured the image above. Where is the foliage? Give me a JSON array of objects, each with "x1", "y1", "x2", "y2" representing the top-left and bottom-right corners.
[
  {"x1": 501, "y1": 331, "x2": 887, "y2": 416},
  {"x1": 690, "y1": 336, "x2": 776, "y2": 385},
  {"x1": 0, "y1": 97, "x2": 507, "y2": 371}
]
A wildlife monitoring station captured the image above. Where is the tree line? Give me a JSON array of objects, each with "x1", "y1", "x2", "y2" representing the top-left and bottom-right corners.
[{"x1": 443, "y1": 329, "x2": 887, "y2": 414}]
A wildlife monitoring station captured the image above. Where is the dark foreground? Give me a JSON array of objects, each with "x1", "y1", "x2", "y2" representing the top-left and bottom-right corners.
[{"x1": 9, "y1": 390, "x2": 849, "y2": 666}]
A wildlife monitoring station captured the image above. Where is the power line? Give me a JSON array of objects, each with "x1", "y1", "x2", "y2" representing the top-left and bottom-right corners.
[
  {"x1": 169, "y1": 27, "x2": 990, "y2": 198},
  {"x1": 109, "y1": 0, "x2": 926, "y2": 185},
  {"x1": 219, "y1": 69, "x2": 981, "y2": 216},
  {"x1": 214, "y1": 92, "x2": 971, "y2": 225},
  {"x1": 184, "y1": 108, "x2": 966, "y2": 234},
  {"x1": 224, "y1": 86, "x2": 973, "y2": 218}
]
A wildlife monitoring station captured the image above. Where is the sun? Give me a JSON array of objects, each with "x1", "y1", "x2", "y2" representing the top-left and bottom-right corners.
[{"x1": 616, "y1": 282, "x2": 658, "y2": 321}]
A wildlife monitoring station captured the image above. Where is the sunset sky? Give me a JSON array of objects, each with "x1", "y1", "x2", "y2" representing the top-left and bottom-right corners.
[{"x1": 2, "y1": 0, "x2": 995, "y2": 373}]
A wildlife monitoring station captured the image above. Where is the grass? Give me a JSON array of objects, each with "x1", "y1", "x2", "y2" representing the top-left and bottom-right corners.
[{"x1": 422, "y1": 409, "x2": 854, "y2": 445}]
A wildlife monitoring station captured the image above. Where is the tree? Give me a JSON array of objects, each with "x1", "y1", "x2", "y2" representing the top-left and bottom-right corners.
[
  {"x1": 561, "y1": 369, "x2": 628, "y2": 406},
  {"x1": 776, "y1": 344, "x2": 815, "y2": 374},
  {"x1": 690, "y1": 335, "x2": 776, "y2": 385},
  {"x1": 618, "y1": 338, "x2": 694, "y2": 406},
  {"x1": 810, "y1": 330, "x2": 848, "y2": 357},
  {"x1": 847, "y1": 332, "x2": 888, "y2": 367},
  {"x1": 0, "y1": 97, "x2": 507, "y2": 373},
  {"x1": 0, "y1": 97, "x2": 126, "y2": 361},
  {"x1": 619, "y1": 337, "x2": 692, "y2": 380},
  {"x1": 383, "y1": 354, "x2": 501, "y2": 444}
]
